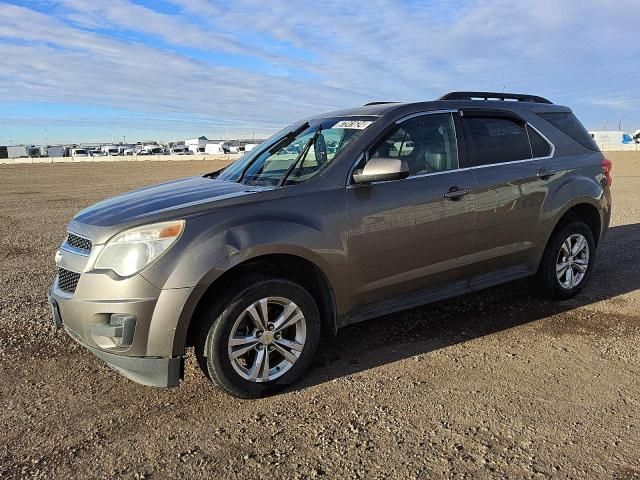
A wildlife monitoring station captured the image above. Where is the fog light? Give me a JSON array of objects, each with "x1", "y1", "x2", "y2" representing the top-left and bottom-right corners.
[{"x1": 90, "y1": 314, "x2": 136, "y2": 347}]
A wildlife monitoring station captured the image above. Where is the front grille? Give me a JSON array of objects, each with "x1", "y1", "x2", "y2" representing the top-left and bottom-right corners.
[
  {"x1": 66, "y1": 233, "x2": 92, "y2": 252},
  {"x1": 57, "y1": 267, "x2": 81, "y2": 294}
]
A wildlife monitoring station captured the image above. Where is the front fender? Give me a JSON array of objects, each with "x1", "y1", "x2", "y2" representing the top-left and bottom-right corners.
[{"x1": 141, "y1": 186, "x2": 349, "y2": 355}]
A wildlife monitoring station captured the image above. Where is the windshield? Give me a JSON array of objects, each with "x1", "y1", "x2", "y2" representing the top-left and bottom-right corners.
[{"x1": 217, "y1": 116, "x2": 377, "y2": 186}]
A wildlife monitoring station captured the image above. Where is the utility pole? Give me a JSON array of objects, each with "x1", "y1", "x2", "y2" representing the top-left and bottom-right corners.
[
  {"x1": 44, "y1": 127, "x2": 48, "y2": 146},
  {"x1": 604, "y1": 120, "x2": 608, "y2": 131},
  {"x1": 618, "y1": 94, "x2": 624, "y2": 131}
]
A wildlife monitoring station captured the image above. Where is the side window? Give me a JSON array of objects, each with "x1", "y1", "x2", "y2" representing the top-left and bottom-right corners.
[
  {"x1": 369, "y1": 113, "x2": 458, "y2": 176},
  {"x1": 463, "y1": 116, "x2": 531, "y2": 165},
  {"x1": 527, "y1": 125, "x2": 552, "y2": 158}
]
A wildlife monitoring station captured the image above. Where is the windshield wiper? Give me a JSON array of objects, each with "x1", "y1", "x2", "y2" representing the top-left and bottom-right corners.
[
  {"x1": 237, "y1": 122, "x2": 310, "y2": 184},
  {"x1": 279, "y1": 125, "x2": 322, "y2": 186}
]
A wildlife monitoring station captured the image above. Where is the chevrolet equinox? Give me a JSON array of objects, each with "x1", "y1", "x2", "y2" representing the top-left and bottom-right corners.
[{"x1": 48, "y1": 91, "x2": 612, "y2": 398}]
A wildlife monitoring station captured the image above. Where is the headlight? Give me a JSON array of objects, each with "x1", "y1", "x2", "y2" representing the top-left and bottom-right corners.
[{"x1": 94, "y1": 220, "x2": 184, "y2": 277}]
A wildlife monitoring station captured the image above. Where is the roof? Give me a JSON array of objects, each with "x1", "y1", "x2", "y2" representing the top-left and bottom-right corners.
[{"x1": 315, "y1": 91, "x2": 569, "y2": 122}]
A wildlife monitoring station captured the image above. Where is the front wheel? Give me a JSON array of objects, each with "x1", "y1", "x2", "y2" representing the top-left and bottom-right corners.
[
  {"x1": 195, "y1": 278, "x2": 321, "y2": 398},
  {"x1": 535, "y1": 220, "x2": 596, "y2": 300}
]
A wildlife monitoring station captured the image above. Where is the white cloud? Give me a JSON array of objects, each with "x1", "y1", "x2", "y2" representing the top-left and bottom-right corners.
[{"x1": 0, "y1": 0, "x2": 639, "y2": 142}]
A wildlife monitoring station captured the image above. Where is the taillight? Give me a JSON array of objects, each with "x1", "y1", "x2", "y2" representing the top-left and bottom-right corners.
[{"x1": 601, "y1": 158, "x2": 613, "y2": 186}]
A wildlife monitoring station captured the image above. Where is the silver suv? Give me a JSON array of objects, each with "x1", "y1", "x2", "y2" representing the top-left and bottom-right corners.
[{"x1": 48, "y1": 92, "x2": 612, "y2": 398}]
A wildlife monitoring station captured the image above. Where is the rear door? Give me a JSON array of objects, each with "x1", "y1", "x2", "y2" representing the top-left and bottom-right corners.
[
  {"x1": 459, "y1": 110, "x2": 555, "y2": 284},
  {"x1": 346, "y1": 111, "x2": 477, "y2": 308}
]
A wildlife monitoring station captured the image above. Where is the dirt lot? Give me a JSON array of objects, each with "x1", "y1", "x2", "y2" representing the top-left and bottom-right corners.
[{"x1": 1, "y1": 153, "x2": 639, "y2": 479}]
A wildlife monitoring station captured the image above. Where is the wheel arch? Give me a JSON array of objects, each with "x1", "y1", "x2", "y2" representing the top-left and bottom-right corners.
[
  {"x1": 548, "y1": 200, "x2": 603, "y2": 247},
  {"x1": 535, "y1": 199, "x2": 604, "y2": 274},
  {"x1": 181, "y1": 252, "x2": 338, "y2": 352}
]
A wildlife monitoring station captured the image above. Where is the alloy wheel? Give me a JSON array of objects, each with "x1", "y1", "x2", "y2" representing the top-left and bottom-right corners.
[
  {"x1": 227, "y1": 297, "x2": 306, "y2": 382},
  {"x1": 555, "y1": 233, "x2": 589, "y2": 289}
]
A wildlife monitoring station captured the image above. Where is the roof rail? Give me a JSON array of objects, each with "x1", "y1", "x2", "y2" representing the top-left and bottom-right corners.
[
  {"x1": 363, "y1": 101, "x2": 398, "y2": 106},
  {"x1": 438, "y1": 91, "x2": 553, "y2": 104}
]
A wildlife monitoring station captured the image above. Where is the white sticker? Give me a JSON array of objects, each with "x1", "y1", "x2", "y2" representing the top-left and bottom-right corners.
[{"x1": 332, "y1": 120, "x2": 374, "y2": 130}]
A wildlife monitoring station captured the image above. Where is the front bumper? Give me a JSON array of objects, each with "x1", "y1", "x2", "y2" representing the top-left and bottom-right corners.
[
  {"x1": 50, "y1": 295, "x2": 182, "y2": 387},
  {"x1": 48, "y1": 269, "x2": 193, "y2": 388}
]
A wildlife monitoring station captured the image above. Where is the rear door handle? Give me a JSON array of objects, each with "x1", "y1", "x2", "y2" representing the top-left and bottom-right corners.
[
  {"x1": 536, "y1": 168, "x2": 557, "y2": 179},
  {"x1": 443, "y1": 186, "x2": 470, "y2": 200}
]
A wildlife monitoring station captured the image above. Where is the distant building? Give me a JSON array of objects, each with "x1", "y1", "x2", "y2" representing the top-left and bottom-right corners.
[{"x1": 589, "y1": 131, "x2": 634, "y2": 147}]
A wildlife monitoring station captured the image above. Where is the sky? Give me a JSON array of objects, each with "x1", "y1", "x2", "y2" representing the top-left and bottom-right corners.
[{"x1": 0, "y1": 0, "x2": 638, "y2": 145}]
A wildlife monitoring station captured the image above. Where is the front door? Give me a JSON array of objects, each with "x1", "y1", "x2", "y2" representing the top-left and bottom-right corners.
[{"x1": 347, "y1": 112, "x2": 477, "y2": 309}]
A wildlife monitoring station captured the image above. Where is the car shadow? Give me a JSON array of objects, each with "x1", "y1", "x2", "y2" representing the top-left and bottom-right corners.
[{"x1": 294, "y1": 223, "x2": 640, "y2": 391}]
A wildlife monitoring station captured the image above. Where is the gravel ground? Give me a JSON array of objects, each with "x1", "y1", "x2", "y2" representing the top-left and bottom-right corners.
[{"x1": 0, "y1": 153, "x2": 639, "y2": 479}]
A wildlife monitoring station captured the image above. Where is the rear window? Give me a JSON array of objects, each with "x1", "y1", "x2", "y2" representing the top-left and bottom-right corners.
[
  {"x1": 463, "y1": 117, "x2": 531, "y2": 165},
  {"x1": 537, "y1": 112, "x2": 599, "y2": 151}
]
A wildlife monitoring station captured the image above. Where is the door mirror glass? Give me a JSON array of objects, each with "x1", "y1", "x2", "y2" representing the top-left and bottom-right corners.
[{"x1": 352, "y1": 157, "x2": 410, "y2": 184}]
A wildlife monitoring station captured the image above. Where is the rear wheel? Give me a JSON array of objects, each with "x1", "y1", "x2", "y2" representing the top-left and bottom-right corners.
[
  {"x1": 195, "y1": 277, "x2": 321, "y2": 398},
  {"x1": 536, "y1": 220, "x2": 596, "y2": 299}
]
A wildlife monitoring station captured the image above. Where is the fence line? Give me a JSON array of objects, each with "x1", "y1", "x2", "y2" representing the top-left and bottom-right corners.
[
  {"x1": 0, "y1": 153, "x2": 242, "y2": 165},
  {"x1": 599, "y1": 144, "x2": 639, "y2": 152}
]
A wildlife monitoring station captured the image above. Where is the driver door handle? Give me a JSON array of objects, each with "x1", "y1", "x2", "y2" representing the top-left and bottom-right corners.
[
  {"x1": 443, "y1": 186, "x2": 470, "y2": 200},
  {"x1": 536, "y1": 168, "x2": 557, "y2": 179}
]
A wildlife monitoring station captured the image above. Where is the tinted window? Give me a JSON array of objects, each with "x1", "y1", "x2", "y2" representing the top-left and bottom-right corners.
[
  {"x1": 538, "y1": 112, "x2": 598, "y2": 151},
  {"x1": 527, "y1": 125, "x2": 552, "y2": 157},
  {"x1": 464, "y1": 117, "x2": 531, "y2": 165},
  {"x1": 369, "y1": 113, "x2": 458, "y2": 176}
]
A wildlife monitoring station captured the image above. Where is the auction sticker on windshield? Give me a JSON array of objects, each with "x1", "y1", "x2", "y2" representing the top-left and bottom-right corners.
[{"x1": 332, "y1": 120, "x2": 374, "y2": 130}]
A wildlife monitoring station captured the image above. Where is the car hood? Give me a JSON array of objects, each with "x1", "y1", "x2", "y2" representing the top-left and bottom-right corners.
[{"x1": 72, "y1": 176, "x2": 269, "y2": 231}]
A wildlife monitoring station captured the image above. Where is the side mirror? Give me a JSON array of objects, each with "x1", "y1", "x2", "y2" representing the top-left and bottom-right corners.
[{"x1": 352, "y1": 157, "x2": 410, "y2": 184}]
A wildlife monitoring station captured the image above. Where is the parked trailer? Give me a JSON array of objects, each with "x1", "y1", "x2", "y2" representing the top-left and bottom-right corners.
[
  {"x1": 7, "y1": 146, "x2": 29, "y2": 158},
  {"x1": 46, "y1": 146, "x2": 65, "y2": 157},
  {"x1": 204, "y1": 143, "x2": 223, "y2": 154}
]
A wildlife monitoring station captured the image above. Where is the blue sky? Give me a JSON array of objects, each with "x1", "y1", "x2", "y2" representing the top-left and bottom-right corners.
[{"x1": 0, "y1": 0, "x2": 638, "y2": 144}]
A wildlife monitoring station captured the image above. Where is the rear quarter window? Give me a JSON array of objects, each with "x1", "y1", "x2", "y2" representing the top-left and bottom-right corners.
[
  {"x1": 537, "y1": 112, "x2": 599, "y2": 151},
  {"x1": 527, "y1": 126, "x2": 552, "y2": 158}
]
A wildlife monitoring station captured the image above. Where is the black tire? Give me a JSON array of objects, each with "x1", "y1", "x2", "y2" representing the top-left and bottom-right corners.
[
  {"x1": 535, "y1": 220, "x2": 596, "y2": 300},
  {"x1": 195, "y1": 276, "x2": 321, "y2": 399}
]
